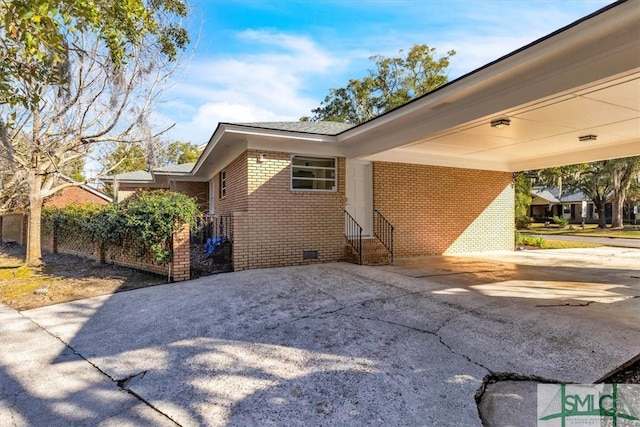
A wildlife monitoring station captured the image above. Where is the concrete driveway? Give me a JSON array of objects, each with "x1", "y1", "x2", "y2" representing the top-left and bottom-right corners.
[{"x1": 2, "y1": 247, "x2": 639, "y2": 426}]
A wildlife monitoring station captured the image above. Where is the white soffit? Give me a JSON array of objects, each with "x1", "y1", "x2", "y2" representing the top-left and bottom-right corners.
[{"x1": 359, "y1": 73, "x2": 640, "y2": 172}]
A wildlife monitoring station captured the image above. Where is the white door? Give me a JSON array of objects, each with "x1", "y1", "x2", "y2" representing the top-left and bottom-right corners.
[{"x1": 346, "y1": 160, "x2": 373, "y2": 236}]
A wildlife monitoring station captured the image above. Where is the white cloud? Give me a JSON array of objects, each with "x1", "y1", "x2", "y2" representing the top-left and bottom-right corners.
[
  {"x1": 158, "y1": 1, "x2": 612, "y2": 144},
  {"x1": 160, "y1": 31, "x2": 344, "y2": 144}
]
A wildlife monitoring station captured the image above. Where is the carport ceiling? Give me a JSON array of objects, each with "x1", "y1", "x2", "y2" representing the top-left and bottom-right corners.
[
  {"x1": 371, "y1": 74, "x2": 640, "y2": 172},
  {"x1": 344, "y1": 0, "x2": 640, "y2": 172}
]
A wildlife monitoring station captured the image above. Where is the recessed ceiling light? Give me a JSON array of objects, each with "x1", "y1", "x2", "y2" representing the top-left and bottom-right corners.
[
  {"x1": 490, "y1": 118, "x2": 511, "y2": 128},
  {"x1": 578, "y1": 135, "x2": 597, "y2": 141}
]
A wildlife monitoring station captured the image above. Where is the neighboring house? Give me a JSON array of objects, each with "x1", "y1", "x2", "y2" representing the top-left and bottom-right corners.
[
  {"x1": 100, "y1": 163, "x2": 208, "y2": 212},
  {"x1": 1, "y1": 176, "x2": 112, "y2": 244},
  {"x1": 101, "y1": 2, "x2": 639, "y2": 271},
  {"x1": 529, "y1": 187, "x2": 607, "y2": 224},
  {"x1": 43, "y1": 176, "x2": 112, "y2": 208}
]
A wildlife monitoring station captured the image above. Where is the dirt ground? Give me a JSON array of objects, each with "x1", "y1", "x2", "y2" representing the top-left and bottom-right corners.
[{"x1": 0, "y1": 243, "x2": 166, "y2": 311}]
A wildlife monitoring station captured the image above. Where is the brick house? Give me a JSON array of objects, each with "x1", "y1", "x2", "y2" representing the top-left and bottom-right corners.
[
  {"x1": 102, "y1": 1, "x2": 639, "y2": 271},
  {"x1": 529, "y1": 188, "x2": 605, "y2": 224},
  {"x1": 43, "y1": 179, "x2": 112, "y2": 208},
  {"x1": 101, "y1": 164, "x2": 209, "y2": 212},
  {"x1": 1, "y1": 176, "x2": 111, "y2": 245}
]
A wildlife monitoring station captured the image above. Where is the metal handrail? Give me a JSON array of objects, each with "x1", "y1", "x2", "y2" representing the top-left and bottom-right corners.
[
  {"x1": 374, "y1": 209, "x2": 394, "y2": 263},
  {"x1": 344, "y1": 210, "x2": 362, "y2": 265}
]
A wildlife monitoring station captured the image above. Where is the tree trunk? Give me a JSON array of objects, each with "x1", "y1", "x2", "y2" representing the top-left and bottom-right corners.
[
  {"x1": 25, "y1": 107, "x2": 43, "y2": 267},
  {"x1": 596, "y1": 204, "x2": 607, "y2": 229},
  {"x1": 611, "y1": 196, "x2": 625, "y2": 229},
  {"x1": 26, "y1": 172, "x2": 43, "y2": 267}
]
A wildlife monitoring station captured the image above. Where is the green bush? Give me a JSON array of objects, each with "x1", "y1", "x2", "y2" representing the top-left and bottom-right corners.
[
  {"x1": 551, "y1": 215, "x2": 569, "y2": 228},
  {"x1": 43, "y1": 191, "x2": 200, "y2": 264},
  {"x1": 516, "y1": 232, "x2": 545, "y2": 248}
]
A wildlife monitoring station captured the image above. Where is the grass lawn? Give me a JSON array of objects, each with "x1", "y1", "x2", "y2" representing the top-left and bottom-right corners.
[
  {"x1": 524, "y1": 223, "x2": 640, "y2": 239},
  {"x1": 540, "y1": 240, "x2": 601, "y2": 249},
  {"x1": 516, "y1": 232, "x2": 601, "y2": 249}
]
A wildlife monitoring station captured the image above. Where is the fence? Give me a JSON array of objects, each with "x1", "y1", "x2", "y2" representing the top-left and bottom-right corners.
[
  {"x1": 40, "y1": 217, "x2": 191, "y2": 281},
  {"x1": 190, "y1": 214, "x2": 233, "y2": 277},
  {"x1": 0, "y1": 214, "x2": 28, "y2": 245}
]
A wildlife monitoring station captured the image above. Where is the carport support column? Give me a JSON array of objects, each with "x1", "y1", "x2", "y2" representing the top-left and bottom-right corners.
[{"x1": 171, "y1": 221, "x2": 191, "y2": 282}]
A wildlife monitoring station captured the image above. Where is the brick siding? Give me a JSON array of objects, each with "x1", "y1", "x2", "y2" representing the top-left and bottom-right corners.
[
  {"x1": 216, "y1": 150, "x2": 346, "y2": 270},
  {"x1": 216, "y1": 151, "x2": 249, "y2": 214},
  {"x1": 373, "y1": 162, "x2": 514, "y2": 256},
  {"x1": 171, "y1": 182, "x2": 209, "y2": 213},
  {"x1": 43, "y1": 186, "x2": 109, "y2": 208}
]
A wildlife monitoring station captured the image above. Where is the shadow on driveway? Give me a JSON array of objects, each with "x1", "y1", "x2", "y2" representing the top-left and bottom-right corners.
[{"x1": 5, "y1": 247, "x2": 640, "y2": 426}]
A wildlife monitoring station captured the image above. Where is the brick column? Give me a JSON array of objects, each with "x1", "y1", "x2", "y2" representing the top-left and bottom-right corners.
[
  {"x1": 231, "y1": 211, "x2": 248, "y2": 271},
  {"x1": 171, "y1": 221, "x2": 191, "y2": 281}
]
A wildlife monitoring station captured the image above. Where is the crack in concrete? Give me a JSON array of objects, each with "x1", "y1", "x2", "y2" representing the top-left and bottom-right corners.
[
  {"x1": 116, "y1": 370, "x2": 147, "y2": 388},
  {"x1": 9, "y1": 392, "x2": 20, "y2": 427},
  {"x1": 536, "y1": 301, "x2": 597, "y2": 307},
  {"x1": 19, "y1": 312, "x2": 181, "y2": 426},
  {"x1": 336, "y1": 311, "x2": 494, "y2": 375},
  {"x1": 402, "y1": 269, "x2": 503, "y2": 279}
]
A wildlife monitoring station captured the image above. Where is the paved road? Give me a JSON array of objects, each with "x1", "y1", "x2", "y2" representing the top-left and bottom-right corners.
[
  {"x1": 522, "y1": 233, "x2": 640, "y2": 248},
  {"x1": 2, "y1": 247, "x2": 640, "y2": 426}
]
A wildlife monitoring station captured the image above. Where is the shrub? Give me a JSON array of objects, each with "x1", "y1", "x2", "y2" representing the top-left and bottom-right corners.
[
  {"x1": 112, "y1": 190, "x2": 200, "y2": 264},
  {"x1": 515, "y1": 232, "x2": 545, "y2": 248},
  {"x1": 44, "y1": 191, "x2": 200, "y2": 264},
  {"x1": 551, "y1": 215, "x2": 569, "y2": 228}
]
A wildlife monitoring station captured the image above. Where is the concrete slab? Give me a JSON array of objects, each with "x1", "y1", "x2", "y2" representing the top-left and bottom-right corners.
[
  {"x1": 0, "y1": 305, "x2": 176, "y2": 426},
  {"x1": 4, "y1": 247, "x2": 640, "y2": 426}
]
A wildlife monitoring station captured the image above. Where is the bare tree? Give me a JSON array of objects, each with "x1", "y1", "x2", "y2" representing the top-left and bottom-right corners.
[{"x1": 0, "y1": 35, "x2": 180, "y2": 265}]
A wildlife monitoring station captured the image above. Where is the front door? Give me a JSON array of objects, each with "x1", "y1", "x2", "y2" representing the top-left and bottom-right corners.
[{"x1": 346, "y1": 160, "x2": 373, "y2": 236}]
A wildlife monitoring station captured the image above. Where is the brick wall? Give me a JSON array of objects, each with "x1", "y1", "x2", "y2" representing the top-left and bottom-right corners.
[
  {"x1": 373, "y1": 162, "x2": 514, "y2": 256},
  {"x1": 44, "y1": 186, "x2": 110, "y2": 208},
  {"x1": 171, "y1": 182, "x2": 209, "y2": 213},
  {"x1": 216, "y1": 151, "x2": 249, "y2": 214},
  {"x1": 41, "y1": 218, "x2": 191, "y2": 281},
  {"x1": 216, "y1": 150, "x2": 346, "y2": 270}
]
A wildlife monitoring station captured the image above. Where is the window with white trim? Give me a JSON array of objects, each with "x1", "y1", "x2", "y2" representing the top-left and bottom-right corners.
[
  {"x1": 291, "y1": 156, "x2": 336, "y2": 191},
  {"x1": 219, "y1": 170, "x2": 226, "y2": 198}
]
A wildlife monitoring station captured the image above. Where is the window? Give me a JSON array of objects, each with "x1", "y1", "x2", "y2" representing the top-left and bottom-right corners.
[
  {"x1": 219, "y1": 170, "x2": 226, "y2": 198},
  {"x1": 291, "y1": 156, "x2": 336, "y2": 191}
]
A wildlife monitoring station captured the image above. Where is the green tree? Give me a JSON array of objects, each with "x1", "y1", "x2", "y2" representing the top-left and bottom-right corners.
[
  {"x1": 159, "y1": 140, "x2": 201, "y2": 166},
  {"x1": 514, "y1": 173, "x2": 532, "y2": 229},
  {"x1": 104, "y1": 143, "x2": 149, "y2": 175},
  {"x1": 1, "y1": 0, "x2": 188, "y2": 108},
  {"x1": 536, "y1": 157, "x2": 640, "y2": 229},
  {"x1": 307, "y1": 44, "x2": 455, "y2": 124},
  {"x1": 608, "y1": 156, "x2": 640, "y2": 228},
  {"x1": 0, "y1": 1, "x2": 189, "y2": 267},
  {"x1": 537, "y1": 163, "x2": 612, "y2": 229}
]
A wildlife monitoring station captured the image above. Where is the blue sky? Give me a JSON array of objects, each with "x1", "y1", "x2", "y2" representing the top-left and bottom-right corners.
[{"x1": 158, "y1": 0, "x2": 613, "y2": 145}]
